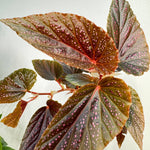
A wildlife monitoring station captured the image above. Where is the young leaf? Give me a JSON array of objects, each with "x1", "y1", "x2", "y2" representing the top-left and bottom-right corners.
[
  {"x1": 65, "y1": 73, "x2": 97, "y2": 86},
  {"x1": 35, "y1": 76, "x2": 131, "y2": 150},
  {"x1": 20, "y1": 99, "x2": 61, "y2": 150},
  {"x1": 60, "y1": 62, "x2": 83, "y2": 75},
  {"x1": 107, "y1": 0, "x2": 150, "y2": 75},
  {"x1": 59, "y1": 62, "x2": 83, "y2": 88},
  {"x1": 125, "y1": 86, "x2": 144, "y2": 150},
  {"x1": 0, "y1": 68, "x2": 37, "y2": 103},
  {"x1": 116, "y1": 126, "x2": 127, "y2": 148},
  {"x1": 32, "y1": 59, "x2": 63, "y2": 80},
  {"x1": 1, "y1": 100, "x2": 27, "y2": 128},
  {"x1": 0, "y1": 12, "x2": 119, "y2": 75}
]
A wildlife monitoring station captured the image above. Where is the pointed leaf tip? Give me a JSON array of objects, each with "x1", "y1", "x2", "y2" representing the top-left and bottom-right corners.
[
  {"x1": 1, "y1": 12, "x2": 118, "y2": 75},
  {"x1": 125, "y1": 86, "x2": 144, "y2": 150},
  {"x1": 107, "y1": 0, "x2": 150, "y2": 75},
  {"x1": 20, "y1": 99, "x2": 61, "y2": 150},
  {"x1": 35, "y1": 76, "x2": 131, "y2": 150}
]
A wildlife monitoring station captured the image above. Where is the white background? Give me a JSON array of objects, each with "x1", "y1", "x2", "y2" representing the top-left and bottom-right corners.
[{"x1": 0, "y1": 0, "x2": 150, "y2": 150}]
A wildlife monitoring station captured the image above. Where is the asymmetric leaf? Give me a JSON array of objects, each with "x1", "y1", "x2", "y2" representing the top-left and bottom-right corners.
[
  {"x1": 125, "y1": 86, "x2": 144, "y2": 150},
  {"x1": 0, "y1": 68, "x2": 37, "y2": 103},
  {"x1": 20, "y1": 99, "x2": 61, "y2": 150},
  {"x1": 65, "y1": 73, "x2": 97, "y2": 86},
  {"x1": 35, "y1": 76, "x2": 131, "y2": 150},
  {"x1": 1, "y1": 100, "x2": 27, "y2": 128},
  {"x1": 0, "y1": 12, "x2": 118, "y2": 75},
  {"x1": 107, "y1": 0, "x2": 150, "y2": 75},
  {"x1": 32, "y1": 59, "x2": 63, "y2": 80}
]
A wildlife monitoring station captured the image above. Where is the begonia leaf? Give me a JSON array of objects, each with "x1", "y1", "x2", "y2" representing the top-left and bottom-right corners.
[
  {"x1": 1, "y1": 100, "x2": 27, "y2": 128},
  {"x1": 32, "y1": 59, "x2": 63, "y2": 80},
  {"x1": 65, "y1": 73, "x2": 98, "y2": 86},
  {"x1": 35, "y1": 76, "x2": 131, "y2": 150},
  {"x1": 0, "y1": 12, "x2": 119, "y2": 75},
  {"x1": 107, "y1": 0, "x2": 150, "y2": 75},
  {"x1": 20, "y1": 99, "x2": 61, "y2": 150},
  {"x1": 0, "y1": 68, "x2": 36, "y2": 103},
  {"x1": 116, "y1": 126, "x2": 127, "y2": 148},
  {"x1": 125, "y1": 86, "x2": 144, "y2": 150}
]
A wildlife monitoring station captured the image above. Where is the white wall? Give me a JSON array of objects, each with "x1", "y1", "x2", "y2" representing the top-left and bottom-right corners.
[{"x1": 0, "y1": 0, "x2": 150, "y2": 149}]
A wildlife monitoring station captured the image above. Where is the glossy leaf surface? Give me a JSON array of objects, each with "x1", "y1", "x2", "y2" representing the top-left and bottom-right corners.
[
  {"x1": 125, "y1": 86, "x2": 144, "y2": 150},
  {"x1": 107, "y1": 0, "x2": 150, "y2": 75},
  {"x1": 32, "y1": 59, "x2": 63, "y2": 80},
  {"x1": 20, "y1": 99, "x2": 61, "y2": 150},
  {"x1": 1, "y1": 100, "x2": 27, "y2": 128},
  {"x1": 0, "y1": 12, "x2": 118, "y2": 75},
  {"x1": 0, "y1": 68, "x2": 36, "y2": 103},
  {"x1": 35, "y1": 76, "x2": 131, "y2": 150},
  {"x1": 65, "y1": 73, "x2": 97, "y2": 86},
  {"x1": 116, "y1": 126, "x2": 127, "y2": 148}
]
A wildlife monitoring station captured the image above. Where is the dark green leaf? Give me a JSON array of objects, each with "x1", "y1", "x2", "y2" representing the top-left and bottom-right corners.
[
  {"x1": 2, "y1": 146, "x2": 15, "y2": 150},
  {"x1": 0, "y1": 136, "x2": 14, "y2": 150},
  {"x1": 0, "y1": 12, "x2": 119, "y2": 76},
  {"x1": 0, "y1": 114, "x2": 2, "y2": 119},
  {"x1": 125, "y1": 86, "x2": 144, "y2": 150},
  {"x1": 65, "y1": 73, "x2": 97, "y2": 86},
  {"x1": 35, "y1": 76, "x2": 131, "y2": 150},
  {"x1": 107, "y1": 0, "x2": 150, "y2": 75},
  {"x1": 116, "y1": 126, "x2": 127, "y2": 148},
  {"x1": 20, "y1": 99, "x2": 61, "y2": 150},
  {"x1": 32, "y1": 59, "x2": 63, "y2": 80},
  {"x1": 0, "y1": 68, "x2": 36, "y2": 103},
  {"x1": 1, "y1": 100, "x2": 27, "y2": 127}
]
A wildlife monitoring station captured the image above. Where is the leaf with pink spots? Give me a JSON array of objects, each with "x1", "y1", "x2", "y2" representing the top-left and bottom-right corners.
[
  {"x1": 20, "y1": 99, "x2": 61, "y2": 150},
  {"x1": 0, "y1": 12, "x2": 118, "y2": 76},
  {"x1": 107, "y1": 0, "x2": 150, "y2": 75},
  {"x1": 125, "y1": 86, "x2": 144, "y2": 150},
  {"x1": 0, "y1": 68, "x2": 37, "y2": 103},
  {"x1": 34, "y1": 76, "x2": 131, "y2": 150}
]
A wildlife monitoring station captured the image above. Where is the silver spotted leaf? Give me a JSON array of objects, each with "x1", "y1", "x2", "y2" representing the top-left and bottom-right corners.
[
  {"x1": 0, "y1": 68, "x2": 37, "y2": 103},
  {"x1": 35, "y1": 76, "x2": 131, "y2": 150},
  {"x1": 0, "y1": 12, "x2": 118, "y2": 76},
  {"x1": 107, "y1": 0, "x2": 150, "y2": 75},
  {"x1": 125, "y1": 86, "x2": 144, "y2": 150},
  {"x1": 65, "y1": 73, "x2": 98, "y2": 86},
  {"x1": 32, "y1": 59, "x2": 63, "y2": 80},
  {"x1": 20, "y1": 99, "x2": 61, "y2": 150}
]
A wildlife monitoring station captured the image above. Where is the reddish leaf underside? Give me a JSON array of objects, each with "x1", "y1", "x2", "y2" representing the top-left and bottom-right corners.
[
  {"x1": 35, "y1": 76, "x2": 131, "y2": 150},
  {"x1": 20, "y1": 99, "x2": 61, "y2": 150},
  {"x1": 0, "y1": 12, "x2": 118, "y2": 75},
  {"x1": 107, "y1": 0, "x2": 150, "y2": 75},
  {"x1": 1, "y1": 100, "x2": 27, "y2": 128},
  {"x1": 0, "y1": 68, "x2": 37, "y2": 103}
]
